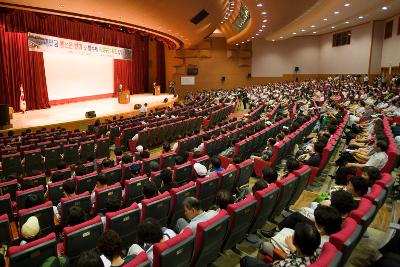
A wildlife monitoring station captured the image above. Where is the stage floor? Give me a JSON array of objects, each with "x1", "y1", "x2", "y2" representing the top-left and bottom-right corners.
[{"x1": 7, "y1": 94, "x2": 177, "y2": 131}]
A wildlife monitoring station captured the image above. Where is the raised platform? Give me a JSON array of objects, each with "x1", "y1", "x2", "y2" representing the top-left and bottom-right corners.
[{"x1": 3, "y1": 93, "x2": 177, "y2": 133}]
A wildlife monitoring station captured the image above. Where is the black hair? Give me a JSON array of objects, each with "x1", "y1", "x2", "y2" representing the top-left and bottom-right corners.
[
  {"x1": 149, "y1": 161, "x2": 160, "y2": 172},
  {"x1": 349, "y1": 176, "x2": 369, "y2": 197},
  {"x1": 262, "y1": 167, "x2": 278, "y2": 184},
  {"x1": 121, "y1": 154, "x2": 133, "y2": 164},
  {"x1": 67, "y1": 206, "x2": 87, "y2": 226},
  {"x1": 293, "y1": 222, "x2": 321, "y2": 256},
  {"x1": 140, "y1": 150, "x2": 150, "y2": 159},
  {"x1": 214, "y1": 190, "x2": 234, "y2": 210},
  {"x1": 75, "y1": 165, "x2": 87, "y2": 177},
  {"x1": 376, "y1": 140, "x2": 389, "y2": 152},
  {"x1": 142, "y1": 182, "x2": 158, "y2": 199},
  {"x1": 97, "y1": 230, "x2": 122, "y2": 261},
  {"x1": 57, "y1": 160, "x2": 67, "y2": 170},
  {"x1": 160, "y1": 168, "x2": 173, "y2": 186},
  {"x1": 25, "y1": 194, "x2": 43, "y2": 209},
  {"x1": 362, "y1": 166, "x2": 381, "y2": 185},
  {"x1": 106, "y1": 195, "x2": 121, "y2": 212},
  {"x1": 137, "y1": 218, "x2": 163, "y2": 244},
  {"x1": 252, "y1": 180, "x2": 268, "y2": 193},
  {"x1": 175, "y1": 155, "x2": 185, "y2": 165},
  {"x1": 162, "y1": 142, "x2": 171, "y2": 152},
  {"x1": 75, "y1": 249, "x2": 103, "y2": 267},
  {"x1": 62, "y1": 180, "x2": 75, "y2": 195},
  {"x1": 183, "y1": 196, "x2": 202, "y2": 211},
  {"x1": 267, "y1": 138, "x2": 276, "y2": 146},
  {"x1": 211, "y1": 156, "x2": 221, "y2": 168},
  {"x1": 97, "y1": 173, "x2": 108, "y2": 185},
  {"x1": 330, "y1": 190, "x2": 357, "y2": 216},
  {"x1": 114, "y1": 148, "x2": 123, "y2": 157},
  {"x1": 314, "y1": 142, "x2": 325, "y2": 154},
  {"x1": 314, "y1": 205, "x2": 342, "y2": 235},
  {"x1": 286, "y1": 159, "x2": 300, "y2": 173},
  {"x1": 233, "y1": 156, "x2": 243, "y2": 165},
  {"x1": 101, "y1": 158, "x2": 113, "y2": 169}
]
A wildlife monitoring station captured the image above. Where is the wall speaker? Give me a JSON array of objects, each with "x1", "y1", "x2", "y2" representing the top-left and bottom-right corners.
[
  {"x1": 294, "y1": 66, "x2": 300, "y2": 72},
  {"x1": 190, "y1": 9, "x2": 209, "y2": 25},
  {"x1": 163, "y1": 98, "x2": 168, "y2": 103},
  {"x1": 134, "y1": 104, "x2": 142, "y2": 110},
  {"x1": 85, "y1": 111, "x2": 96, "y2": 118},
  {"x1": 221, "y1": 76, "x2": 226, "y2": 82}
]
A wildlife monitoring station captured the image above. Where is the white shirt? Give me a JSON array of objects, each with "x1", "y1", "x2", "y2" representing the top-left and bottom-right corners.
[
  {"x1": 184, "y1": 210, "x2": 218, "y2": 234},
  {"x1": 365, "y1": 151, "x2": 388, "y2": 170},
  {"x1": 140, "y1": 105, "x2": 147, "y2": 113}
]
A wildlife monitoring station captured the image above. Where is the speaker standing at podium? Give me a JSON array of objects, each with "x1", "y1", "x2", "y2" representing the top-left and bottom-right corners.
[{"x1": 20, "y1": 84, "x2": 26, "y2": 114}]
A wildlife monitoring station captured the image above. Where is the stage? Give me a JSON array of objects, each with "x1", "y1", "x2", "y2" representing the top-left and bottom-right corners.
[{"x1": 4, "y1": 94, "x2": 177, "y2": 132}]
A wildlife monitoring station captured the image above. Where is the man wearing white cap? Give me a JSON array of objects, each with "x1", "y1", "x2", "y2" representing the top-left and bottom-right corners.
[
  {"x1": 193, "y1": 163, "x2": 208, "y2": 179},
  {"x1": 136, "y1": 145, "x2": 144, "y2": 152},
  {"x1": 20, "y1": 216, "x2": 40, "y2": 245}
]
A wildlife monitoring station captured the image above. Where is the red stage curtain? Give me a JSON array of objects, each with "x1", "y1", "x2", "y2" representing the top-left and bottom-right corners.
[
  {"x1": 1, "y1": 8, "x2": 149, "y2": 94},
  {"x1": 156, "y1": 41, "x2": 166, "y2": 93},
  {"x1": 114, "y1": 59, "x2": 133, "y2": 96},
  {"x1": 0, "y1": 26, "x2": 50, "y2": 111}
]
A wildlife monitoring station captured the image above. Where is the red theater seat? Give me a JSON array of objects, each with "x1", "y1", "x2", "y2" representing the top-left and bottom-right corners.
[
  {"x1": 196, "y1": 174, "x2": 219, "y2": 210},
  {"x1": 308, "y1": 242, "x2": 342, "y2": 267},
  {"x1": 236, "y1": 159, "x2": 254, "y2": 188},
  {"x1": 18, "y1": 201, "x2": 55, "y2": 236},
  {"x1": 60, "y1": 192, "x2": 91, "y2": 227},
  {"x1": 94, "y1": 182, "x2": 122, "y2": 214},
  {"x1": 123, "y1": 175, "x2": 149, "y2": 207},
  {"x1": 75, "y1": 172, "x2": 98, "y2": 194},
  {"x1": 16, "y1": 185, "x2": 45, "y2": 210},
  {"x1": 169, "y1": 181, "x2": 196, "y2": 227},
  {"x1": 141, "y1": 192, "x2": 171, "y2": 226},
  {"x1": 271, "y1": 174, "x2": 298, "y2": 219},
  {"x1": 0, "y1": 214, "x2": 11, "y2": 245},
  {"x1": 122, "y1": 252, "x2": 150, "y2": 267}
]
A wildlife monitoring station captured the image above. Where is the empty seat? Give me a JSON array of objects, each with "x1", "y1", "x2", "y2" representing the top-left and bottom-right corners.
[
  {"x1": 123, "y1": 175, "x2": 149, "y2": 207},
  {"x1": 196, "y1": 174, "x2": 219, "y2": 210},
  {"x1": 173, "y1": 162, "x2": 193, "y2": 186},
  {"x1": 141, "y1": 192, "x2": 171, "y2": 226},
  {"x1": 0, "y1": 214, "x2": 11, "y2": 245},
  {"x1": 191, "y1": 210, "x2": 230, "y2": 267},
  {"x1": 83, "y1": 161, "x2": 95, "y2": 174},
  {"x1": 22, "y1": 173, "x2": 47, "y2": 189},
  {"x1": 376, "y1": 173, "x2": 395, "y2": 191},
  {"x1": 308, "y1": 242, "x2": 342, "y2": 267},
  {"x1": 62, "y1": 216, "x2": 103, "y2": 259},
  {"x1": 169, "y1": 181, "x2": 196, "y2": 227},
  {"x1": 47, "y1": 179, "x2": 67, "y2": 205},
  {"x1": 0, "y1": 193, "x2": 13, "y2": 221},
  {"x1": 18, "y1": 201, "x2": 55, "y2": 236},
  {"x1": 106, "y1": 203, "x2": 141, "y2": 248},
  {"x1": 160, "y1": 151, "x2": 176, "y2": 169},
  {"x1": 94, "y1": 183, "x2": 122, "y2": 214},
  {"x1": 222, "y1": 195, "x2": 257, "y2": 251},
  {"x1": 24, "y1": 149, "x2": 43, "y2": 176},
  {"x1": 271, "y1": 174, "x2": 298, "y2": 219},
  {"x1": 75, "y1": 172, "x2": 98, "y2": 194},
  {"x1": 9, "y1": 232, "x2": 57, "y2": 267},
  {"x1": 153, "y1": 228, "x2": 195, "y2": 267},
  {"x1": 0, "y1": 179, "x2": 18, "y2": 200},
  {"x1": 123, "y1": 252, "x2": 150, "y2": 267},
  {"x1": 44, "y1": 146, "x2": 62, "y2": 170},
  {"x1": 217, "y1": 167, "x2": 238, "y2": 193},
  {"x1": 235, "y1": 159, "x2": 254, "y2": 188},
  {"x1": 63, "y1": 143, "x2": 79, "y2": 165},
  {"x1": 1, "y1": 152, "x2": 23, "y2": 178},
  {"x1": 60, "y1": 192, "x2": 91, "y2": 227},
  {"x1": 16, "y1": 185, "x2": 45, "y2": 210},
  {"x1": 288, "y1": 165, "x2": 311, "y2": 206},
  {"x1": 248, "y1": 184, "x2": 280, "y2": 234},
  {"x1": 101, "y1": 165, "x2": 122, "y2": 185}
]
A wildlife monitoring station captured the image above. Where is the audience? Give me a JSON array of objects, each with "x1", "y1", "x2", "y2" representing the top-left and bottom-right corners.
[{"x1": 97, "y1": 230, "x2": 134, "y2": 266}]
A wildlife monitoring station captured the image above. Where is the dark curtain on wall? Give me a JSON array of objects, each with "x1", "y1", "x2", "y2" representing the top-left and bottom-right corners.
[
  {"x1": 0, "y1": 26, "x2": 50, "y2": 111},
  {"x1": 0, "y1": 8, "x2": 149, "y2": 109},
  {"x1": 114, "y1": 59, "x2": 133, "y2": 96},
  {"x1": 156, "y1": 41, "x2": 166, "y2": 93}
]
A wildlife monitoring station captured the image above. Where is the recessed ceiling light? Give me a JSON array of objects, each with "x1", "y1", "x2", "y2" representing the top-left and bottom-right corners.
[
  {"x1": 241, "y1": 41, "x2": 244, "y2": 43},
  {"x1": 301, "y1": 29, "x2": 305, "y2": 32},
  {"x1": 272, "y1": 39, "x2": 275, "y2": 42},
  {"x1": 231, "y1": 3, "x2": 234, "y2": 5},
  {"x1": 263, "y1": 19, "x2": 267, "y2": 22},
  {"x1": 311, "y1": 25, "x2": 316, "y2": 28},
  {"x1": 331, "y1": 26, "x2": 335, "y2": 29},
  {"x1": 261, "y1": 11, "x2": 267, "y2": 15},
  {"x1": 257, "y1": 3, "x2": 263, "y2": 7},
  {"x1": 220, "y1": 22, "x2": 224, "y2": 24},
  {"x1": 256, "y1": 33, "x2": 259, "y2": 35},
  {"x1": 358, "y1": 16, "x2": 364, "y2": 19},
  {"x1": 279, "y1": 36, "x2": 283, "y2": 39},
  {"x1": 262, "y1": 25, "x2": 266, "y2": 28},
  {"x1": 382, "y1": 6, "x2": 388, "y2": 10},
  {"x1": 236, "y1": 43, "x2": 239, "y2": 45},
  {"x1": 247, "y1": 39, "x2": 250, "y2": 41},
  {"x1": 292, "y1": 32, "x2": 297, "y2": 35},
  {"x1": 259, "y1": 29, "x2": 263, "y2": 32},
  {"x1": 251, "y1": 37, "x2": 255, "y2": 39},
  {"x1": 344, "y1": 3, "x2": 350, "y2": 7},
  {"x1": 323, "y1": 18, "x2": 328, "y2": 21},
  {"x1": 313, "y1": 31, "x2": 317, "y2": 34},
  {"x1": 345, "y1": 21, "x2": 349, "y2": 24},
  {"x1": 334, "y1": 11, "x2": 340, "y2": 14}
]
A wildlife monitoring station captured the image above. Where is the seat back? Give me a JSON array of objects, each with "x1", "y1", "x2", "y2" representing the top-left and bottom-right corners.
[
  {"x1": 44, "y1": 146, "x2": 62, "y2": 170},
  {"x1": 96, "y1": 137, "x2": 110, "y2": 158},
  {"x1": 48, "y1": 179, "x2": 67, "y2": 205},
  {"x1": 106, "y1": 203, "x2": 141, "y2": 248},
  {"x1": 50, "y1": 168, "x2": 71, "y2": 182},
  {"x1": 63, "y1": 216, "x2": 104, "y2": 259},
  {"x1": 80, "y1": 140, "x2": 95, "y2": 162},
  {"x1": 364, "y1": 184, "x2": 386, "y2": 209},
  {"x1": 0, "y1": 179, "x2": 18, "y2": 201},
  {"x1": 153, "y1": 228, "x2": 194, "y2": 267},
  {"x1": 75, "y1": 172, "x2": 98, "y2": 194},
  {"x1": 2, "y1": 152, "x2": 23, "y2": 177},
  {"x1": 141, "y1": 192, "x2": 171, "y2": 226},
  {"x1": 9, "y1": 233, "x2": 57, "y2": 267},
  {"x1": 94, "y1": 183, "x2": 122, "y2": 214},
  {"x1": 16, "y1": 185, "x2": 45, "y2": 210},
  {"x1": 191, "y1": 210, "x2": 230, "y2": 267},
  {"x1": 169, "y1": 182, "x2": 196, "y2": 227},
  {"x1": 289, "y1": 165, "x2": 312, "y2": 206},
  {"x1": 150, "y1": 170, "x2": 162, "y2": 189},
  {"x1": 236, "y1": 159, "x2": 254, "y2": 188},
  {"x1": 173, "y1": 162, "x2": 193, "y2": 186},
  {"x1": 196, "y1": 174, "x2": 219, "y2": 210},
  {"x1": 123, "y1": 252, "x2": 150, "y2": 267},
  {"x1": 329, "y1": 217, "x2": 362, "y2": 266},
  {"x1": 18, "y1": 201, "x2": 55, "y2": 236},
  {"x1": 123, "y1": 175, "x2": 149, "y2": 207},
  {"x1": 22, "y1": 173, "x2": 47, "y2": 189},
  {"x1": 248, "y1": 184, "x2": 280, "y2": 234},
  {"x1": 377, "y1": 173, "x2": 395, "y2": 191},
  {"x1": 308, "y1": 242, "x2": 342, "y2": 267},
  {"x1": 218, "y1": 168, "x2": 238, "y2": 193},
  {"x1": 0, "y1": 194, "x2": 13, "y2": 221},
  {"x1": 349, "y1": 198, "x2": 376, "y2": 234},
  {"x1": 271, "y1": 174, "x2": 298, "y2": 218},
  {"x1": 101, "y1": 165, "x2": 122, "y2": 185},
  {"x1": 0, "y1": 214, "x2": 11, "y2": 245},
  {"x1": 63, "y1": 143, "x2": 79, "y2": 165},
  {"x1": 222, "y1": 195, "x2": 257, "y2": 251},
  {"x1": 192, "y1": 155, "x2": 210, "y2": 169},
  {"x1": 24, "y1": 149, "x2": 43, "y2": 176},
  {"x1": 160, "y1": 151, "x2": 176, "y2": 169},
  {"x1": 60, "y1": 192, "x2": 91, "y2": 226}
]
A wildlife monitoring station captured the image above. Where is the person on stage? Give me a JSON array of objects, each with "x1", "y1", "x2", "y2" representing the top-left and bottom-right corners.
[
  {"x1": 152, "y1": 82, "x2": 157, "y2": 95},
  {"x1": 20, "y1": 84, "x2": 27, "y2": 114},
  {"x1": 118, "y1": 84, "x2": 123, "y2": 93},
  {"x1": 169, "y1": 81, "x2": 176, "y2": 96}
]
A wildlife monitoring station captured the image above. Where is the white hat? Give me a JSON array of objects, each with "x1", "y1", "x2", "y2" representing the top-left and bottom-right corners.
[
  {"x1": 136, "y1": 145, "x2": 144, "y2": 152},
  {"x1": 193, "y1": 163, "x2": 207, "y2": 177},
  {"x1": 265, "y1": 121, "x2": 272, "y2": 126},
  {"x1": 21, "y1": 216, "x2": 40, "y2": 239}
]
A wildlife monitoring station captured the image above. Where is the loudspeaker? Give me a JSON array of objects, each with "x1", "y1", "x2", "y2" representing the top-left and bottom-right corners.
[
  {"x1": 134, "y1": 104, "x2": 142, "y2": 110},
  {"x1": 247, "y1": 73, "x2": 251, "y2": 79},
  {"x1": 163, "y1": 98, "x2": 168, "y2": 103},
  {"x1": 190, "y1": 9, "x2": 209, "y2": 25},
  {"x1": 221, "y1": 76, "x2": 225, "y2": 82},
  {"x1": 294, "y1": 66, "x2": 300, "y2": 72},
  {"x1": 0, "y1": 104, "x2": 11, "y2": 129},
  {"x1": 85, "y1": 111, "x2": 96, "y2": 118}
]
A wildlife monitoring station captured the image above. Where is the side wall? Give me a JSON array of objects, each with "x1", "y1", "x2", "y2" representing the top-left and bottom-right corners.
[{"x1": 381, "y1": 14, "x2": 400, "y2": 68}]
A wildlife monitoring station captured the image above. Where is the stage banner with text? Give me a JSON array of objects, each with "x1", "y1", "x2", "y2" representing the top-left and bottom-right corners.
[{"x1": 28, "y1": 32, "x2": 132, "y2": 59}]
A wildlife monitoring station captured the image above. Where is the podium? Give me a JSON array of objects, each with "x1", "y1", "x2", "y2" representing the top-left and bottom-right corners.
[
  {"x1": 0, "y1": 104, "x2": 12, "y2": 130},
  {"x1": 118, "y1": 90, "x2": 130, "y2": 104},
  {"x1": 154, "y1": 86, "x2": 161, "y2": 95}
]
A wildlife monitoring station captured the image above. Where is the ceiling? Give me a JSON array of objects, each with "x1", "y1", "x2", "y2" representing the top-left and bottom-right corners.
[{"x1": 1, "y1": 0, "x2": 399, "y2": 48}]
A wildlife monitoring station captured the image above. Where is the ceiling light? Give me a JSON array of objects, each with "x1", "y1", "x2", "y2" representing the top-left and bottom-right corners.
[
  {"x1": 272, "y1": 39, "x2": 275, "y2": 42},
  {"x1": 345, "y1": 21, "x2": 349, "y2": 24},
  {"x1": 331, "y1": 26, "x2": 335, "y2": 29},
  {"x1": 220, "y1": 22, "x2": 224, "y2": 24},
  {"x1": 262, "y1": 25, "x2": 266, "y2": 28},
  {"x1": 292, "y1": 32, "x2": 297, "y2": 35},
  {"x1": 382, "y1": 6, "x2": 388, "y2": 10},
  {"x1": 358, "y1": 16, "x2": 364, "y2": 19},
  {"x1": 241, "y1": 41, "x2": 244, "y2": 43},
  {"x1": 257, "y1": 3, "x2": 263, "y2": 7},
  {"x1": 236, "y1": 43, "x2": 239, "y2": 45},
  {"x1": 323, "y1": 18, "x2": 328, "y2": 21},
  {"x1": 301, "y1": 29, "x2": 305, "y2": 32},
  {"x1": 251, "y1": 37, "x2": 255, "y2": 39},
  {"x1": 344, "y1": 3, "x2": 350, "y2": 7},
  {"x1": 311, "y1": 25, "x2": 316, "y2": 28},
  {"x1": 261, "y1": 11, "x2": 267, "y2": 15},
  {"x1": 256, "y1": 33, "x2": 259, "y2": 35},
  {"x1": 279, "y1": 36, "x2": 283, "y2": 39},
  {"x1": 259, "y1": 29, "x2": 263, "y2": 32},
  {"x1": 231, "y1": 3, "x2": 234, "y2": 5},
  {"x1": 263, "y1": 19, "x2": 267, "y2": 22},
  {"x1": 334, "y1": 11, "x2": 340, "y2": 14},
  {"x1": 313, "y1": 31, "x2": 317, "y2": 34}
]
